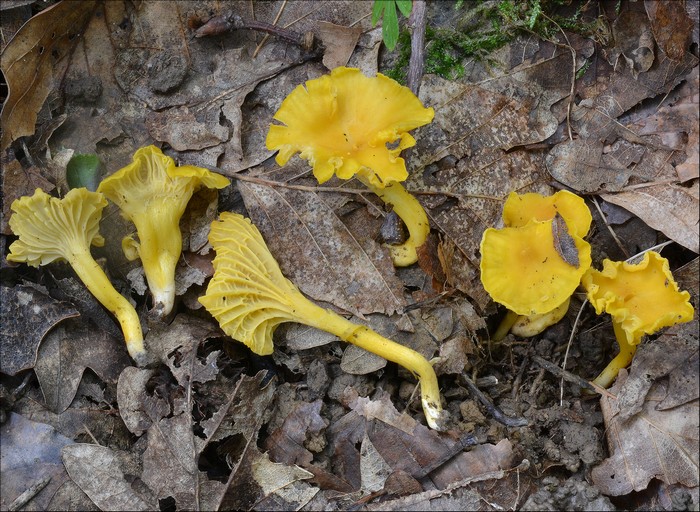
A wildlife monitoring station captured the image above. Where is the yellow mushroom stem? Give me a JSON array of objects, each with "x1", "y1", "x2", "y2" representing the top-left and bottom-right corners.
[
  {"x1": 68, "y1": 246, "x2": 146, "y2": 363},
  {"x1": 356, "y1": 168, "x2": 429, "y2": 266},
  {"x1": 492, "y1": 310, "x2": 520, "y2": 342},
  {"x1": 289, "y1": 297, "x2": 443, "y2": 429},
  {"x1": 592, "y1": 322, "x2": 638, "y2": 389},
  {"x1": 492, "y1": 299, "x2": 571, "y2": 341},
  {"x1": 123, "y1": 212, "x2": 182, "y2": 317}
]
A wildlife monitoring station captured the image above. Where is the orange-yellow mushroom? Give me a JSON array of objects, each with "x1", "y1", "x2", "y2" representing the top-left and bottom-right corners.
[
  {"x1": 98, "y1": 146, "x2": 229, "y2": 317},
  {"x1": 7, "y1": 188, "x2": 146, "y2": 364},
  {"x1": 265, "y1": 66, "x2": 434, "y2": 266},
  {"x1": 582, "y1": 251, "x2": 694, "y2": 387},
  {"x1": 199, "y1": 212, "x2": 446, "y2": 430},
  {"x1": 483, "y1": 191, "x2": 592, "y2": 340}
]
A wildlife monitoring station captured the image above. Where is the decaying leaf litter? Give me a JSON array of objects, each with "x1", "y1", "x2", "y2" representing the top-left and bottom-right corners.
[{"x1": 0, "y1": 0, "x2": 698, "y2": 510}]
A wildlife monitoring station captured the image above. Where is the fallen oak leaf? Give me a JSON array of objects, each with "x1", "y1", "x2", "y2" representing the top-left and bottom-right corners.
[
  {"x1": 592, "y1": 369, "x2": 699, "y2": 495},
  {"x1": 0, "y1": 284, "x2": 79, "y2": 376},
  {"x1": 0, "y1": 0, "x2": 97, "y2": 150}
]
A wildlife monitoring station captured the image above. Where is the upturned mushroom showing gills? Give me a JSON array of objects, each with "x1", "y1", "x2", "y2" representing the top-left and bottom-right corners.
[
  {"x1": 7, "y1": 188, "x2": 146, "y2": 364},
  {"x1": 583, "y1": 251, "x2": 694, "y2": 388},
  {"x1": 265, "y1": 66, "x2": 434, "y2": 267},
  {"x1": 199, "y1": 212, "x2": 446, "y2": 430},
  {"x1": 97, "y1": 146, "x2": 230, "y2": 317}
]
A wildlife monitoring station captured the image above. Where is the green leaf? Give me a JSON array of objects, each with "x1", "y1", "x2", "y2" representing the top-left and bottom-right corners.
[
  {"x1": 66, "y1": 153, "x2": 103, "y2": 192},
  {"x1": 382, "y1": 1, "x2": 400, "y2": 50},
  {"x1": 371, "y1": 0, "x2": 386, "y2": 26},
  {"x1": 396, "y1": 0, "x2": 413, "y2": 17}
]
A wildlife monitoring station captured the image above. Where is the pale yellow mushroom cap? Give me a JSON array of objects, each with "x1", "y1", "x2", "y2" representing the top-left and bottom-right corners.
[
  {"x1": 198, "y1": 212, "x2": 302, "y2": 355},
  {"x1": 265, "y1": 66, "x2": 434, "y2": 188},
  {"x1": 480, "y1": 219, "x2": 592, "y2": 316},
  {"x1": 582, "y1": 251, "x2": 694, "y2": 346},
  {"x1": 7, "y1": 188, "x2": 106, "y2": 266}
]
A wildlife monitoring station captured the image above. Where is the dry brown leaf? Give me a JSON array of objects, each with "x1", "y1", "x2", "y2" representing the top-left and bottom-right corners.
[
  {"x1": 606, "y1": 10, "x2": 655, "y2": 78},
  {"x1": 34, "y1": 319, "x2": 131, "y2": 413},
  {"x1": 601, "y1": 181, "x2": 699, "y2": 253},
  {"x1": 0, "y1": 284, "x2": 78, "y2": 376},
  {"x1": 591, "y1": 369, "x2": 700, "y2": 496},
  {"x1": 0, "y1": 1, "x2": 97, "y2": 150},
  {"x1": 628, "y1": 65, "x2": 699, "y2": 182},
  {"x1": 317, "y1": 21, "x2": 363, "y2": 70},
  {"x1": 341, "y1": 344, "x2": 388, "y2": 375},
  {"x1": 144, "y1": 314, "x2": 223, "y2": 387},
  {"x1": 62, "y1": 444, "x2": 154, "y2": 511},
  {"x1": 645, "y1": 0, "x2": 695, "y2": 61}
]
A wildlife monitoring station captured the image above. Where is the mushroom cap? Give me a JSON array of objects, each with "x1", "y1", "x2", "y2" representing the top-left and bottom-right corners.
[
  {"x1": 582, "y1": 251, "x2": 694, "y2": 346},
  {"x1": 265, "y1": 66, "x2": 434, "y2": 188},
  {"x1": 502, "y1": 190, "x2": 592, "y2": 237},
  {"x1": 480, "y1": 219, "x2": 592, "y2": 316},
  {"x1": 199, "y1": 212, "x2": 304, "y2": 355},
  {"x1": 97, "y1": 145, "x2": 229, "y2": 219},
  {"x1": 7, "y1": 188, "x2": 107, "y2": 266}
]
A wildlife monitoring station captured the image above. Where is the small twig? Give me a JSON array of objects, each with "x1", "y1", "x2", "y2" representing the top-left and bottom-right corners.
[
  {"x1": 540, "y1": 12, "x2": 576, "y2": 141},
  {"x1": 214, "y1": 166, "x2": 503, "y2": 204},
  {"x1": 533, "y1": 354, "x2": 598, "y2": 393},
  {"x1": 461, "y1": 374, "x2": 528, "y2": 427},
  {"x1": 252, "y1": 0, "x2": 287, "y2": 58},
  {"x1": 8, "y1": 477, "x2": 51, "y2": 511},
  {"x1": 195, "y1": 12, "x2": 318, "y2": 54},
  {"x1": 511, "y1": 354, "x2": 529, "y2": 399},
  {"x1": 591, "y1": 196, "x2": 629, "y2": 259},
  {"x1": 407, "y1": 0, "x2": 427, "y2": 95},
  {"x1": 560, "y1": 297, "x2": 588, "y2": 404},
  {"x1": 82, "y1": 424, "x2": 101, "y2": 446}
]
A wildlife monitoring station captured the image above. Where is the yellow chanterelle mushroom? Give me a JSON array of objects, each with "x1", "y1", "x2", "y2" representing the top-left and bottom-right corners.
[
  {"x1": 8, "y1": 188, "x2": 146, "y2": 364},
  {"x1": 265, "y1": 66, "x2": 434, "y2": 267},
  {"x1": 199, "y1": 212, "x2": 446, "y2": 430},
  {"x1": 98, "y1": 146, "x2": 229, "y2": 317},
  {"x1": 583, "y1": 251, "x2": 694, "y2": 387}
]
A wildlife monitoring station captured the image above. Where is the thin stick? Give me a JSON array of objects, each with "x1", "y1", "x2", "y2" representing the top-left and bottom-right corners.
[
  {"x1": 8, "y1": 477, "x2": 51, "y2": 511},
  {"x1": 591, "y1": 196, "x2": 630, "y2": 259},
  {"x1": 462, "y1": 373, "x2": 528, "y2": 427},
  {"x1": 252, "y1": 0, "x2": 287, "y2": 58}
]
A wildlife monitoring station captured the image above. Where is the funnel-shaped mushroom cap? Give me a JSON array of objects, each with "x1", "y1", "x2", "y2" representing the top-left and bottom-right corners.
[
  {"x1": 8, "y1": 188, "x2": 146, "y2": 362},
  {"x1": 583, "y1": 251, "x2": 694, "y2": 346},
  {"x1": 265, "y1": 66, "x2": 434, "y2": 188},
  {"x1": 480, "y1": 219, "x2": 592, "y2": 316},
  {"x1": 98, "y1": 145, "x2": 229, "y2": 315},
  {"x1": 198, "y1": 212, "x2": 302, "y2": 355},
  {"x1": 7, "y1": 188, "x2": 106, "y2": 265},
  {"x1": 502, "y1": 190, "x2": 592, "y2": 237}
]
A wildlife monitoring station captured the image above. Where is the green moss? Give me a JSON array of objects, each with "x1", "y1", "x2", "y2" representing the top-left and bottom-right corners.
[{"x1": 386, "y1": 0, "x2": 606, "y2": 83}]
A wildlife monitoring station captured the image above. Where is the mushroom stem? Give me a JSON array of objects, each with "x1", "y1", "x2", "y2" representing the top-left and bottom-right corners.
[
  {"x1": 129, "y1": 216, "x2": 181, "y2": 317},
  {"x1": 68, "y1": 246, "x2": 146, "y2": 363},
  {"x1": 592, "y1": 321, "x2": 637, "y2": 388},
  {"x1": 293, "y1": 298, "x2": 444, "y2": 429},
  {"x1": 357, "y1": 170, "x2": 430, "y2": 266},
  {"x1": 492, "y1": 310, "x2": 520, "y2": 341}
]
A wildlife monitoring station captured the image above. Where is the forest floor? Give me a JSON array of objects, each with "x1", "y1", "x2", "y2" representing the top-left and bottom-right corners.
[{"x1": 0, "y1": 1, "x2": 698, "y2": 511}]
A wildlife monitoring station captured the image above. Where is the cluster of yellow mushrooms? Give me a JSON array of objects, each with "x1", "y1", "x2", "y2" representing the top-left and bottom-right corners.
[{"x1": 7, "y1": 67, "x2": 694, "y2": 429}]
